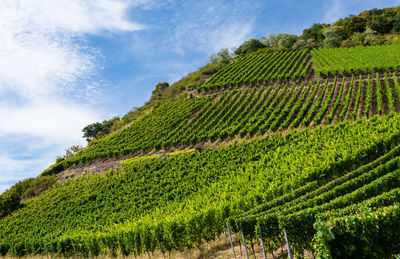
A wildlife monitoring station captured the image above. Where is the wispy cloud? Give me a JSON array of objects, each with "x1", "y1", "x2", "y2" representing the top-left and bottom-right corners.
[
  {"x1": 0, "y1": 0, "x2": 145, "y2": 192},
  {"x1": 0, "y1": 0, "x2": 146, "y2": 100},
  {"x1": 0, "y1": 101, "x2": 100, "y2": 142},
  {"x1": 170, "y1": 0, "x2": 258, "y2": 55},
  {"x1": 0, "y1": 154, "x2": 43, "y2": 182}
]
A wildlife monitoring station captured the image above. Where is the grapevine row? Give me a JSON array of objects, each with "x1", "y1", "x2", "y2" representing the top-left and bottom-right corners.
[
  {"x1": 199, "y1": 49, "x2": 310, "y2": 92},
  {"x1": 4, "y1": 113, "x2": 400, "y2": 257},
  {"x1": 43, "y1": 73, "x2": 400, "y2": 175},
  {"x1": 312, "y1": 44, "x2": 400, "y2": 76}
]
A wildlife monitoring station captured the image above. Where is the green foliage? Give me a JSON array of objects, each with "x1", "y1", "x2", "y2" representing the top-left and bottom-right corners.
[
  {"x1": 56, "y1": 145, "x2": 83, "y2": 163},
  {"x1": 291, "y1": 80, "x2": 320, "y2": 128},
  {"x1": 62, "y1": 98, "x2": 210, "y2": 169},
  {"x1": 41, "y1": 72, "x2": 400, "y2": 176},
  {"x1": 208, "y1": 49, "x2": 232, "y2": 65},
  {"x1": 364, "y1": 74, "x2": 372, "y2": 117},
  {"x1": 82, "y1": 122, "x2": 104, "y2": 142},
  {"x1": 326, "y1": 77, "x2": 345, "y2": 123},
  {"x1": 262, "y1": 34, "x2": 299, "y2": 50},
  {"x1": 363, "y1": 27, "x2": 380, "y2": 46},
  {"x1": 200, "y1": 49, "x2": 310, "y2": 91},
  {"x1": 0, "y1": 179, "x2": 33, "y2": 219},
  {"x1": 339, "y1": 75, "x2": 354, "y2": 121},
  {"x1": 312, "y1": 44, "x2": 400, "y2": 76},
  {"x1": 314, "y1": 76, "x2": 338, "y2": 125},
  {"x1": 350, "y1": 75, "x2": 363, "y2": 120},
  {"x1": 314, "y1": 204, "x2": 400, "y2": 258},
  {"x1": 6, "y1": 7, "x2": 400, "y2": 257},
  {"x1": 367, "y1": 15, "x2": 393, "y2": 34},
  {"x1": 229, "y1": 130, "x2": 400, "y2": 256},
  {"x1": 302, "y1": 23, "x2": 328, "y2": 42},
  {"x1": 394, "y1": 13, "x2": 400, "y2": 32},
  {"x1": 80, "y1": 61, "x2": 228, "y2": 138},
  {"x1": 0, "y1": 175, "x2": 56, "y2": 219},
  {"x1": 168, "y1": 62, "x2": 227, "y2": 93},
  {"x1": 3, "y1": 114, "x2": 400, "y2": 257},
  {"x1": 234, "y1": 38, "x2": 266, "y2": 55},
  {"x1": 82, "y1": 116, "x2": 121, "y2": 142},
  {"x1": 0, "y1": 190, "x2": 21, "y2": 219},
  {"x1": 335, "y1": 15, "x2": 367, "y2": 37},
  {"x1": 150, "y1": 82, "x2": 170, "y2": 102},
  {"x1": 376, "y1": 73, "x2": 383, "y2": 115},
  {"x1": 21, "y1": 176, "x2": 57, "y2": 200},
  {"x1": 300, "y1": 6, "x2": 400, "y2": 47},
  {"x1": 384, "y1": 72, "x2": 395, "y2": 113},
  {"x1": 323, "y1": 28, "x2": 344, "y2": 48}
]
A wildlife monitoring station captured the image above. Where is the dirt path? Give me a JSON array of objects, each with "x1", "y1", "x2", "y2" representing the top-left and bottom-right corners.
[
  {"x1": 309, "y1": 80, "x2": 332, "y2": 127},
  {"x1": 345, "y1": 79, "x2": 359, "y2": 120},
  {"x1": 370, "y1": 78, "x2": 378, "y2": 116},
  {"x1": 357, "y1": 79, "x2": 368, "y2": 119},
  {"x1": 321, "y1": 77, "x2": 341, "y2": 125},
  {"x1": 380, "y1": 78, "x2": 390, "y2": 115},
  {"x1": 333, "y1": 80, "x2": 350, "y2": 123}
]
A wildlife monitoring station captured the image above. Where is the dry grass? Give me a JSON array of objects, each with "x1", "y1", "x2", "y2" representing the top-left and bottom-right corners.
[{"x1": 2, "y1": 233, "x2": 319, "y2": 259}]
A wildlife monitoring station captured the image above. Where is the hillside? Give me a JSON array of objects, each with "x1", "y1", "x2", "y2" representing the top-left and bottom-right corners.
[
  {"x1": 2, "y1": 114, "x2": 400, "y2": 258},
  {"x1": 45, "y1": 70, "x2": 400, "y2": 176},
  {"x1": 3, "y1": 6, "x2": 400, "y2": 259}
]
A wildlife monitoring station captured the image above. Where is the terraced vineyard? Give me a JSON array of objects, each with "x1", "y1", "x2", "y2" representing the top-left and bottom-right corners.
[
  {"x1": 45, "y1": 72, "x2": 400, "y2": 175},
  {"x1": 312, "y1": 44, "x2": 400, "y2": 76},
  {"x1": 4, "y1": 38, "x2": 400, "y2": 259},
  {"x1": 229, "y1": 141, "x2": 400, "y2": 257},
  {"x1": 2, "y1": 113, "x2": 400, "y2": 258},
  {"x1": 199, "y1": 49, "x2": 311, "y2": 92}
]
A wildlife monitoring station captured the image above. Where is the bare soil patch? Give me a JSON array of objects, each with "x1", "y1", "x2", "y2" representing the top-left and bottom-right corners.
[
  {"x1": 321, "y1": 77, "x2": 341, "y2": 125},
  {"x1": 370, "y1": 78, "x2": 377, "y2": 116},
  {"x1": 379, "y1": 79, "x2": 390, "y2": 115},
  {"x1": 345, "y1": 80, "x2": 359, "y2": 120},
  {"x1": 357, "y1": 79, "x2": 368, "y2": 119}
]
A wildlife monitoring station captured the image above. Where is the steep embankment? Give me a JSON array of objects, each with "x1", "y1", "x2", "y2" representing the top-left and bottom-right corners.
[
  {"x1": 3, "y1": 42, "x2": 400, "y2": 258},
  {"x1": 45, "y1": 72, "x2": 400, "y2": 178},
  {"x1": 2, "y1": 114, "x2": 400, "y2": 257}
]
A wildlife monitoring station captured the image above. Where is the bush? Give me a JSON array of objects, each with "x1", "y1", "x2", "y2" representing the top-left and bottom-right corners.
[
  {"x1": 22, "y1": 176, "x2": 57, "y2": 200},
  {"x1": 234, "y1": 39, "x2": 266, "y2": 55},
  {"x1": 0, "y1": 189, "x2": 21, "y2": 218}
]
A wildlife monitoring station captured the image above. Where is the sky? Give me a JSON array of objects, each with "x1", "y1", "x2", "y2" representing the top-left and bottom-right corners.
[{"x1": 0, "y1": 0, "x2": 399, "y2": 194}]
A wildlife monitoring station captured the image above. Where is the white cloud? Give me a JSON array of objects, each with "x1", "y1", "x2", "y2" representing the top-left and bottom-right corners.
[
  {"x1": 0, "y1": 0, "x2": 144, "y2": 35},
  {"x1": 0, "y1": 0, "x2": 143, "y2": 186},
  {"x1": 0, "y1": 155, "x2": 41, "y2": 182},
  {"x1": 0, "y1": 151, "x2": 57, "y2": 194},
  {"x1": 170, "y1": 0, "x2": 255, "y2": 55},
  {"x1": 208, "y1": 22, "x2": 255, "y2": 53},
  {"x1": 0, "y1": 101, "x2": 101, "y2": 143},
  {"x1": 0, "y1": 0, "x2": 145, "y2": 100}
]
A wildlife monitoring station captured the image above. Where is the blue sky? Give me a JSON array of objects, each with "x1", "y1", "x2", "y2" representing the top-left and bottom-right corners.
[{"x1": 0, "y1": 0, "x2": 399, "y2": 194}]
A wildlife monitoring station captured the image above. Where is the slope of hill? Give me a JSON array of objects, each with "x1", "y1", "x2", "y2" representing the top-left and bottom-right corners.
[
  {"x1": 3, "y1": 7, "x2": 400, "y2": 258},
  {"x1": 44, "y1": 69, "x2": 400, "y2": 177},
  {"x1": 2, "y1": 114, "x2": 400, "y2": 257},
  {"x1": 199, "y1": 49, "x2": 311, "y2": 91}
]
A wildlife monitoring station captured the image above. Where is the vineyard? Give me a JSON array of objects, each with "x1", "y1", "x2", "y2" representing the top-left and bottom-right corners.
[
  {"x1": 2, "y1": 114, "x2": 400, "y2": 258},
  {"x1": 3, "y1": 40, "x2": 400, "y2": 259},
  {"x1": 199, "y1": 49, "x2": 311, "y2": 92},
  {"x1": 44, "y1": 72, "x2": 400, "y2": 176},
  {"x1": 312, "y1": 44, "x2": 400, "y2": 76}
]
